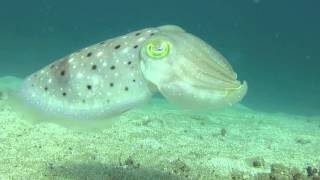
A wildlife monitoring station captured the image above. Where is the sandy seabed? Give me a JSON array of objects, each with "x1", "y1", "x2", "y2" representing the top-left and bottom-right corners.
[{"x1": 0, "y1": 76, "x2": 319, "y2": 180}]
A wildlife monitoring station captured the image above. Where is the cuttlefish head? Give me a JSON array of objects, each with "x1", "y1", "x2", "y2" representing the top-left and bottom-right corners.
[{"x1": 140, "y1": 25, "x2": 247, "y2": 110}]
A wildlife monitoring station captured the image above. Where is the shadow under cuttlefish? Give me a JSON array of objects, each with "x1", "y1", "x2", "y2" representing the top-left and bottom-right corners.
[{"x1": 45, "y1": 162, "x2": 182, "y2": 180}]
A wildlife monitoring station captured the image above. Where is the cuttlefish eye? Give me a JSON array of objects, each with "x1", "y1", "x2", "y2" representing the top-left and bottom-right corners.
[{"x1": 145, "y1": 39, "x2": 171, "y2": 59}]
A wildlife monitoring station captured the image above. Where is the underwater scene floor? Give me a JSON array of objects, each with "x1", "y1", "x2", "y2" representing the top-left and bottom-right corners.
[{"x1": 0, "y1": 76, "x2": 319, "y2": 180}]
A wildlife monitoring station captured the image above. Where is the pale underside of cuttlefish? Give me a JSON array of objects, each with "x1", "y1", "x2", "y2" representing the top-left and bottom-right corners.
[{"x1": 14, "y1": 25, "x2": 247, "y2": 121}]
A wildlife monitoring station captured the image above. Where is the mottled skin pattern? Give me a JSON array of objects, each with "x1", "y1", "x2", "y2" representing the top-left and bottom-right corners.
[{"x1": 19, "y1": 25, "x2": 247, "y2": 120}]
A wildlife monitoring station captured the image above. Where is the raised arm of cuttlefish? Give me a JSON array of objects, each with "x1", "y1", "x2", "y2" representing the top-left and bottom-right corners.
[{"x1": 12, "y1": 25, "x2": 247, "y2": 123}]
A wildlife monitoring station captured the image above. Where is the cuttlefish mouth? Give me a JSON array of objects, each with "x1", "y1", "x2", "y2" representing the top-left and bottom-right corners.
[{"x1": 140, "y1": 25, "x2": 247, "y2": 110}]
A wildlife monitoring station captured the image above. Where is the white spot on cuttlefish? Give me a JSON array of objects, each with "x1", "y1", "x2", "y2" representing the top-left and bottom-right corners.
[{"x1": 96, "y1": 52, "x2": 103, "y2": 57}]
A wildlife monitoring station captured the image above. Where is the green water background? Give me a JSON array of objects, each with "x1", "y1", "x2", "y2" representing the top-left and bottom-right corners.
[{"x1": 0, "y1": 0, "x2": 319, "y2": 115}]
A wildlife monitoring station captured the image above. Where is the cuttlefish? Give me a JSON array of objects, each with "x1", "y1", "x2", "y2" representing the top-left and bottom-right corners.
[{"x1": 11, "y1": 25, "x2": 247, "y2": 122}]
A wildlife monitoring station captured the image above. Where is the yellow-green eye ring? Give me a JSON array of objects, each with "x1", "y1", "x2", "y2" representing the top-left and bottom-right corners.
[{"x1": 146, "y1": 40, "x2": 171, "y2": 58}]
